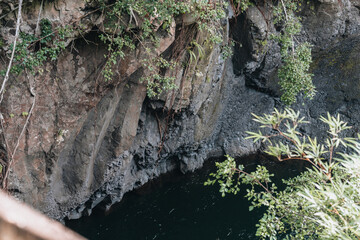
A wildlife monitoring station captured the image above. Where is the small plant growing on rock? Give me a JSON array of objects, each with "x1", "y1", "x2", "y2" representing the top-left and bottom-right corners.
[
  {"x1": 273, "y1": 1, "x2": 316, "y2": 105},
  {"x1": 95, "y1": 0, "x2": 227, "y2": 97}
]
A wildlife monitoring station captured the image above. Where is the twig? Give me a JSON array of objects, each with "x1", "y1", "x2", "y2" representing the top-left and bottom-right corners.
[
  {"x1": 0, "y1": 0, "x2": 23, "y2": 105},
  {"x1": 233, "y1": 167, "x2": 276, "y2": 198},
  {"x1": 0, "y1": 0, "x2": 23, "y2": 189},
  {"x1": 280, "y1": 157, "x2": 322, "y2": 172},
  {"x1": 279, "y1": 0, "x2": 295, "y2": 54},
  {"x1": 155, "y1": 113, "x2": 162, "y2": 140},
  {"x1": 12, "y1": 72, "x2": 36, "y2": 159},
  {"x1": 276, "y1": 129, "x2": 298, "y2": 147},
  {"x1": 155, "y1": 113, "x2": 164, "y2": 154},
  {"x1": 280, "y1": 0, "x2": 288, "y2": 20},
  {"x1": 2, "y1": 72, "x2": 36, "y2": 189},
  {"x1": 0, "y1": 118, "x2": 11, "y2": 190},
  {"x1": 128, "y1": 6, "x2": 138, "y2": 27},
  {"x1": 34, "y1": 0, "x2": 44, "y2": 36},
  {"x1": 273, "y1": 128, "x2": 328, "y2": 175},
  {"x1": 2, "y1": 71, "x2": 36, "y2": 189},
  {"x1": 0, "y1": 5, "x2": 19, "y2": 21},
  {"x1": 328, "y1": 203, "x2": 349, "y2": 229}
]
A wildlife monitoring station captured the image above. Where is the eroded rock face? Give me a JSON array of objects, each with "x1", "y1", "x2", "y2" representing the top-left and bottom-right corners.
[
  {"x1": 0, "y1": 0, "x2": 229, "y2": 219},
  {"x1": 232, "y1": 0, "x2": 360, "y2": 93},
  {"x1": 0, "y1": 0, "x2": 359, "y2": 221}
]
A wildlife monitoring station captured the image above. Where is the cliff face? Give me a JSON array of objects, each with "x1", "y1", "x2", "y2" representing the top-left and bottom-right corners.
[
  {"x1": 226, "y1": 0, "x2": 360, "y2": 154},
  {"x1": 0, "y1": 0, "x2": 359, "y2": 220},
  {"x1": 0, "y1": 0, "x2": 229, "y2": 219}
]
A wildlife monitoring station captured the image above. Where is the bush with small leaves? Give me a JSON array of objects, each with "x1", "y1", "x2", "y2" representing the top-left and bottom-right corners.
[
  {"x1": 272, "y1": 1, "x2": 316, "y2": 105},
  {"x1": 206, "y1": 108, "x2": 360, "y2": 239}
]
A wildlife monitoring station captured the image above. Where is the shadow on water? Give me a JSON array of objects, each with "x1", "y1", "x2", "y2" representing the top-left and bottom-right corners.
[{"x1": 66, "y1": 154, "x2": 309, "y2": 240}]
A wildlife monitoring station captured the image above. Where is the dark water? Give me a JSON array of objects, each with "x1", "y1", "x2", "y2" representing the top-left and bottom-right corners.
[{"x1": 67, "y1": 154, "x2": 307, "y2": 240}]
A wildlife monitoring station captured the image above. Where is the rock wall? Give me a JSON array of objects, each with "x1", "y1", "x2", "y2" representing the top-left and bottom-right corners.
[
  {"x1": 226, "y1": 0, "x2": 360, "y2": 154},
  {"x1": 0, "y1": 0, "x2": 229, "y2": 219},
  {"x1": 0, "y1": 0, "x2": 359, "y2": 220}
]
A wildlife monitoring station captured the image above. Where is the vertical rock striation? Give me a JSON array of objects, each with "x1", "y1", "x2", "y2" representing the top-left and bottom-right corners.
[{"x1": 0, "y1": 0, "x2": 359, "y2": 220}]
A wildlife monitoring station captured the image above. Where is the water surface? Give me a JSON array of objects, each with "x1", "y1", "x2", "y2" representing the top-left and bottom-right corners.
[{"x1": 67, "y1": 154, "x2": 306, "y2": 240}]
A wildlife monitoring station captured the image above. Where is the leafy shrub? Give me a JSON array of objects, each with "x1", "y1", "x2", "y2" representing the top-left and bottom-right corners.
[
  {"x1": 272, "y1": 1, "x2": 316, "y2": 105},
  {"x1": 206, "y1": 109, "x2": 360, "y2": 239}
]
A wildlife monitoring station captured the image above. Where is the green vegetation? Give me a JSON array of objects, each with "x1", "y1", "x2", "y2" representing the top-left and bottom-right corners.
[
  {"x1": 272, "y1": 1, "x2": 315, "y2": 105},
  {"x1": 0, "y1": 0, "x2": 230, "y2": 188},
  {"x1": 231, "y1": 0, "x2": 316, "y2": 105},
  {"x1": 230, "y1": 0, "x2": 252, "y2": 16},
  {"x1": 206, "y1": 109, "x2": 360, "y2": 239},
  {"x1": 0, "y1": 18, "x2": 70, "y2": 76},
  {"x1": 94, "y1": 0, "x2": 227, "y2": 97},
  {"x1": 141, "y1": 56, "x2": 177, "y2": 98},
  {"x1": 0, "y1": 0, "x2": 229, "y2": 98},
  {"x1": 221, "y1": 40, "x2": 234, "y2": 60},
  {"x1": 0, "y1": 0, "x2": 316, "y2": 103}
]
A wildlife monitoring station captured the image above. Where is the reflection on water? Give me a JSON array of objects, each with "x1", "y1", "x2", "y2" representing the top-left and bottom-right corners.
[{"x1": 66, "y1": 154, "x2": 307, "y2": 240}]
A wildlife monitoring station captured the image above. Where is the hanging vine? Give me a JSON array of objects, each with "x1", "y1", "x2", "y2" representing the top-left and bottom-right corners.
[{"x1": 273, "y1": 0, "x2": 315, "y2": 105}]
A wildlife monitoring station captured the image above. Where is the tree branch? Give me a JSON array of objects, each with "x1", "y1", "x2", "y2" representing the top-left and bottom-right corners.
[
  {"x1": 0, "y1": 0, "x2": 23, "y2": 105},
  {"x1": 2, "y1": 71, "x2": 36, "y2": 189}
]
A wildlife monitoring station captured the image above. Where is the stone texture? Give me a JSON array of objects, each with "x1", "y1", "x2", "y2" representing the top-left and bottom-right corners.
[
  {"x1": 0, "y1": 0, "x2": 360, "y2": 222},
  {"x1": 232, "y1": 0, "x2": 360, "y2": 93}
]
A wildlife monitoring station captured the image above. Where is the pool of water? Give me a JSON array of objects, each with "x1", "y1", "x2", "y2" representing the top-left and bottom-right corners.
[{"x1": 66, "y1": 154, "x2": 306, "y2": 240}]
